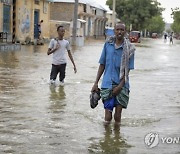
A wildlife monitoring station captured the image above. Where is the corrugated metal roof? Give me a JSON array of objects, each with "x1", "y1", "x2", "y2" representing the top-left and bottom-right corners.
[{"x1": 52, "y1": 0, "x2": 107, "y2": 11}]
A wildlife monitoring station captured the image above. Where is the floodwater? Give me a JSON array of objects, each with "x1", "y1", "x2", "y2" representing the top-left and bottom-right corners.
[{"x1": 0, "y1": 38, "x2": 180, "y2": 154}]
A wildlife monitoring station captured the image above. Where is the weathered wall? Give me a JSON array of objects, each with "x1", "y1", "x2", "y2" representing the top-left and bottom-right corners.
[
  {"x1": 50, "y1": 2, "x2": 74, "y2": 21},
  {"x1": 49, "y1": 20, "x2": 70, "y2": 39},
  {"x1": 16, "y1": 0, "x2": 50, "y2": 42},
  {"x1": 16, "y1": 0, "x2": 33, "y2": 41}
]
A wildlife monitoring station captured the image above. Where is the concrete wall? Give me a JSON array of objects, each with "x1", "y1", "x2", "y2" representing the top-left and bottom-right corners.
[
  {"x1": 15, "y1": 0, "x2": 50, "y2": 42},
  {"x1": 15, "y1": 0, "x2": 33, "y2": 41},
  {"x1": 49, "y1": 20, "x2": 70, "y2": 39},
  {"x1": 50, "y1": 2, "x2": 106, "y2": 39},
  {"x1": 50, "y1": 2, "x2": 74, "y2": 21},
  {"x1": 50, "y1": 2, "x2": 85, "y2": 38},
  {"x1": 79, "y1": 3, "x2": 85, "y2": 13}
]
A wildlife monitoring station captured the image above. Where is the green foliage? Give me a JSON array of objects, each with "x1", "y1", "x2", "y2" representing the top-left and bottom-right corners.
[
  {"x1": 106, "y1": 0, "x2": 164, "y2": 31},
  {"x1": 171, "y1": 8, "x2": 180, "y2": 33},
  {"x1": 146, "y1": 15, "x2": 165, "y2": 33}
]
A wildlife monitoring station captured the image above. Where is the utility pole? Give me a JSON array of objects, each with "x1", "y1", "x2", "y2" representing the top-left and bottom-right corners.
[
  {"x1": 112, "y1": 0, "x2": 116, "y2": 27},
  {"x1": 12, "y1": 0, "x2": 16, "y2": 43},
  {"x1": 130, "y1": 24, "x2": 132, "y2": 32},
  {"x1": 72, "y1": 0, "x2": 78, "y2": 46}
]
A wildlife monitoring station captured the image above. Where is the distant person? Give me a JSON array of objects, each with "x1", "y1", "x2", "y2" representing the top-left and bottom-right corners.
[
  {"x1": 91, "y1": 22, "x2": 135, "y2": 126},
  {"x1": 47, "y1": 25, "x2": 77, "y2": 86},
  {"x1": 169, "y1": 32, "x2": 173, "y2": 44},
  {"x1": 164, "y1": 33, "x2": 167, "y2": 42},
  {"x1": 147, "y1": 32, "x2": 150, "y2": 37},
  {"x1": 38, "y1": 20, "x2": 43, "y2": 40}
]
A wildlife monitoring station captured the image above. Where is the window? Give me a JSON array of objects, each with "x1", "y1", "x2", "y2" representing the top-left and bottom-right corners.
[
  {"x1": 83, "y1": 4, "x2": 86, "y2": 12},
  {"x1": 3, "y1": 4, "x2": 11, "y2": 33},
  {"x1": 35, "y1": 0, "x2": 40, "y2": 5}
]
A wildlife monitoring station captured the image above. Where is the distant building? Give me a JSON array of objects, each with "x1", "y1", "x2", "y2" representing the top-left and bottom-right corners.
[
  {"x1": 50, "y1": 0, "x2": 107, "y2": 39},
  {"x1": 165, "y1": 23, "x2": 172, "y2": 32},
  {"x1": 0, "y1": 0, "x2": 51, "y2": 43},
  {"x1": 106, "y1": 10, "x2": 120, "y2": 28}
]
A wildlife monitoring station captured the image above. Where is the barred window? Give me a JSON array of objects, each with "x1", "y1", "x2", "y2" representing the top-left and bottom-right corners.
[{"x1": 35, "y1": 0, "x2": 40, "y2": 5}]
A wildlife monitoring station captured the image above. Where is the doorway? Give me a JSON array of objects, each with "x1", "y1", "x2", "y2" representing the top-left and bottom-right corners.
[
  {"x1": 3, "y1": 4, "x2": 11, "y2": 33},
  {"x1": 34, "y1": 10, "x2": 39, "y2": 39}
]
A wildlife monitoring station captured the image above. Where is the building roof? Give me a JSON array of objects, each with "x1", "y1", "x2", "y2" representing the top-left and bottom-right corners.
[{"x1": 52, "y1": 0, "x2": 107, "y2": 11}]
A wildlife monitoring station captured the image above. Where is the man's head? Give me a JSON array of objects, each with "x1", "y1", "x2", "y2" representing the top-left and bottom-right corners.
[
  {"x1": 114, "y1": 22, "x2": 126, "y2": 40},
  {"x1": 40, "y1": 20, "x2": 43, "y2": 23},
  {"x1": 57, "y1": 25, "x2": 65, "y2": 38}
]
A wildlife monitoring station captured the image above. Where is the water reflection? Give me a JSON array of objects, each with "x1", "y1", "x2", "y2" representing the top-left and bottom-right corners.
[
  {"x1": 88, "y1": 124, "x2": 132, "y2": 154},
  {"x1": 49, "y1": 85, "x2": 66, "y2": 100},
  {"x1": 48, "y1": 85, "x2": 66, "y2": 114},
  {"x1": 0, "y1": 51, "x2": 19, "y2": 68},
  {"x1": 0, "y1": 51, "x2": 21, "y2": 97}
]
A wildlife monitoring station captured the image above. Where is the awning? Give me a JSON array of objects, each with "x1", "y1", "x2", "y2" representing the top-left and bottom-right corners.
[{"x1": 77, "y1": 19, "x2": 86, "y2": 23}]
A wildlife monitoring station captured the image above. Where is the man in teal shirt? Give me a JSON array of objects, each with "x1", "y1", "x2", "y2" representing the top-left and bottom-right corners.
[{"x1": 91, "y1": 22, "x2": 135, "y2": 126}]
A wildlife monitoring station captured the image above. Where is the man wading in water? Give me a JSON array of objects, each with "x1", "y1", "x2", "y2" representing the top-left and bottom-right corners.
[
  {"x1": 91, "y1": 22, "x2": 135, "y2": 126},
  {"x1": 47, "y1": 25, "x2": 77, "y2": 86}
]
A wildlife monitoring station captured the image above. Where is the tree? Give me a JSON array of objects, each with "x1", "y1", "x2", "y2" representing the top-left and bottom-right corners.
[
  {"x1": 146, "y1": 15, "x2": 165, "y2": 34},
  {"x1": 106, "y1": 0, "x2": 164, "y2": 31},
  {"x1": 171, "y1": 8, "x2": 180, "y2": 33}
]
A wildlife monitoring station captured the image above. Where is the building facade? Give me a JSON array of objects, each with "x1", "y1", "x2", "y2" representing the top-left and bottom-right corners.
[
  {"x1": 50, "y1": 0, "x2": 107, "y2": 39},
  {"x1": 106, "y1": 10, "x2": 120, "y2": 28},
  {"x1": 0, "y1": 0, "x2": 51, "y2": 43}
]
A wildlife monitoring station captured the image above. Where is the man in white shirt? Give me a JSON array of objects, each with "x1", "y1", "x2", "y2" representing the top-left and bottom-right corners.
[{"x1": 47, "y1": 25, "x2": 77, "y2": 85}]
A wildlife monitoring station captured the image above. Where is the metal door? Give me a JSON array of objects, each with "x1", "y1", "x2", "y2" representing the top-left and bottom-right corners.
[
  {"x1": 3, "y1": 5, "x2": 11, "y2": 33},
  {"x1": 34, "y1": 10, "x2": 39, "y2": 39}
]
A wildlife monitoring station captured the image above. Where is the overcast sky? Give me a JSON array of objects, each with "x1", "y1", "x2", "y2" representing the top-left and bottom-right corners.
[{"x1": 96, "y1": 0, "x2": 180, "y2": 23}]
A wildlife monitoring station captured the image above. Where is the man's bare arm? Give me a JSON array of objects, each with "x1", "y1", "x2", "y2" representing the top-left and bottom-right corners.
[
  {"x1": 47, "y1": 48, "x2": 55, "y2": 55},
  {"x1": 68, "y1": 50, "x2": 77, "y2": 73},
  {"x1": 91, "y1": 64, "x2": 105, "y2": 92}
]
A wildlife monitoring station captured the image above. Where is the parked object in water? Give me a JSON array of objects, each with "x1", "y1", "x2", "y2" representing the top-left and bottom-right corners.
[
  {"x1": 152, "y1": 33, "x2": 158, "y2": 39},
  {"x1": 129, "y1": 31, "x2": 141, "y2": 43}
]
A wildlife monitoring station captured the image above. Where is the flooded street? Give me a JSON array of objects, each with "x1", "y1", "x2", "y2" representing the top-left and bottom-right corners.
[{"x1": 0, "y1": 38, "x2": 180, "y2": 154}]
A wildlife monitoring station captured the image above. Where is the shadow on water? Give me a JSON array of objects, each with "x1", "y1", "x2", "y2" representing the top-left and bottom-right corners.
[{"x1": 88, "y1": 124, "x2": 132, "y2": 154}]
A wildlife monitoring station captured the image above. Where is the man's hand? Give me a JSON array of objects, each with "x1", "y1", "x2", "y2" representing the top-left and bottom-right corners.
[
  {"x1": 54, "y1": 43, "x2": 60, "y2": 50},
  {"x1": 112, "y1": 86, "x2": 122, "y2": 96},
  {"x1": 91, "y1": 83, "x2": 99, "y2": 92},
  {"x1": 47, "y1": 43, "x2": 60, "y2": 55}
]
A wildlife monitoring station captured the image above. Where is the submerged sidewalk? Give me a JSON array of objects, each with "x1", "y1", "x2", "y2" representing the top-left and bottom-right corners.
[{"x1": 0, "y1": 43, "x2": 21, "y2": 52}]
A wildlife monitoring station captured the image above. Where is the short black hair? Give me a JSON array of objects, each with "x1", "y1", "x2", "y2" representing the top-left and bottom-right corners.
[
  {"x1": 114, "y1": 22, "x2": 126, "y2": 28},
  {"x1": 40, "y1": 20, "x2": 43, "y2": 23},
  {"x1": 57, "y1": 25, "x2": 64, "y2": 31}
]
